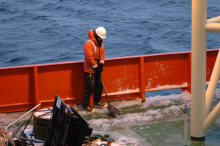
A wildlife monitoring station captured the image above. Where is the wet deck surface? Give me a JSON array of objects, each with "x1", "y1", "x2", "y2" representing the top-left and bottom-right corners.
[{"x1": 1, "y1": 92, "x2": 220, "y2": 146}]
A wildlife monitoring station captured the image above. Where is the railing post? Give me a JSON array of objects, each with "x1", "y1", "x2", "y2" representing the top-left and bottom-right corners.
[
  {"x1": 34, "y1": 67, "x2": 40, "y2": 110},
  {"x1": 191, "y1": 0, "x2": 207, "y2": 140},
  {"x1": 139, "y1": 57, "x2": 145, "y2": 102}
]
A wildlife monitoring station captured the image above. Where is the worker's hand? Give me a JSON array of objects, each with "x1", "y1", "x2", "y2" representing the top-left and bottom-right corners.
[{"x1": 99, "y1": 64, "x2": 104, "y2": 72}]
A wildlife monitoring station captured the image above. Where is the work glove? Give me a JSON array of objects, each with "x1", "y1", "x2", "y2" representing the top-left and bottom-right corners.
[
  {"x1": 99, "y1": 64, "x2": 104, "y2": 72},
  {"x1": 94, "y1": 67, "x2": 101, "y2": 73}
]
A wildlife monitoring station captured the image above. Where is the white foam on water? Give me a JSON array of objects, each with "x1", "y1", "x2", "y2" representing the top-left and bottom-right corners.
[
  {"x1": 87, "y1": 89, "x2": 220, "y2": 145},
  {"x1": 82, "y1": 91, "x2": 193, "y2": 145}
]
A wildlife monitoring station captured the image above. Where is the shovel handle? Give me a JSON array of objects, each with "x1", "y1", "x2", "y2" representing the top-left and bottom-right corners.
[{"x1": 101, "y1": 76, "x2": 111, "y2": 107}]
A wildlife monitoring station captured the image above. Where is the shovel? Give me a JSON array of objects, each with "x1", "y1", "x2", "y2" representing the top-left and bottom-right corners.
[{"x1": 101, "y1": 76, "x2": 122, "y2": 118}]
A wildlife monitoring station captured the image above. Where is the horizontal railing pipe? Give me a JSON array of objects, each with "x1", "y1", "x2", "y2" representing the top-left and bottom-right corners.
[{"x1": 205, "y1": 23, "x2": 220, "y2": 32}]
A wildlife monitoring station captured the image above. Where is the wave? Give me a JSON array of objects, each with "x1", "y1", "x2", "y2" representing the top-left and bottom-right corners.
[
  {"x1": 2, "y1": 56, "x2": 30, "y2": 67},
  {"x1": 0, "y1": 0, "x2": 220, "y2": 68},
  {"x1": 8, "y1": 57, "x2": 28, "y2": 62},
  {"x1": 0, "y1": 2, "x2": 19, "y2": 14}
]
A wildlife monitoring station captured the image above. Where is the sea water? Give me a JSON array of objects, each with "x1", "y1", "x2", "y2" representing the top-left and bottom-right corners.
[
  {"x1": 80, "y1": 90, "x2": 220, "y2": 146},
  {"x1": 1, "y1": 0, "x2": 220, "y2": 67}
]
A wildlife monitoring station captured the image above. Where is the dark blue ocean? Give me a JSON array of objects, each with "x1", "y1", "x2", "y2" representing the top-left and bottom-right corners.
[{"x1": 0, "y1": 0, "x2": 220, "y2": 67}]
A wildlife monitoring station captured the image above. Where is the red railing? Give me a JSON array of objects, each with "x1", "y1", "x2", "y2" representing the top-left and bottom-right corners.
[{"x1": 0, "y1": 49, "x2": 218, "y2": 113}]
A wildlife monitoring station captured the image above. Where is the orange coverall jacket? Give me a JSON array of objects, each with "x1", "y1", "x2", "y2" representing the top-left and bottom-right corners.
[{"x1": 84, "y1": 30, "x2": 105, "y2": 73}]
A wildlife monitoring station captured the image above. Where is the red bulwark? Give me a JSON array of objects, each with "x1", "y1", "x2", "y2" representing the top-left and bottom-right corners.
[{"x1": 0, "y1": 49, "x2": 218, "y2": 113}]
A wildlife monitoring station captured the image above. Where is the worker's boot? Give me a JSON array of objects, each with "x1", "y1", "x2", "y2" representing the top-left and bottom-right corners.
[
  {"x1": 82, "y1": 106, "x2": 95, "y2": 112},
  {"x1": 94, "y1": 102, "x2": 107, "y2": 108}
]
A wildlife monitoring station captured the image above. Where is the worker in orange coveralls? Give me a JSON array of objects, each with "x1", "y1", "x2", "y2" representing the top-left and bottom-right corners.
[{"x1": 82, "y1": 27, "x2": 107, "y2": 112}]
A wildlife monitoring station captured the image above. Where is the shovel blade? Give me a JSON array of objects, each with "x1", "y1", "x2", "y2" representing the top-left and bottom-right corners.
[{"x1": 107, "y1": 105, "x2": 122, "y2": 118}]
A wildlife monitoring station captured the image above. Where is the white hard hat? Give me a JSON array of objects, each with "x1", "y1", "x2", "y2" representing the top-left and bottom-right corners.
[{"x1": 95, "y1": 27, "x2": 106, "y2": 39}]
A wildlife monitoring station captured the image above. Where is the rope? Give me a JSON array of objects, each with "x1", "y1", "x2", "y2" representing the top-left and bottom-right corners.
[{"x1": 0, "y1": 128, "x2": 15, "y2": 146}]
